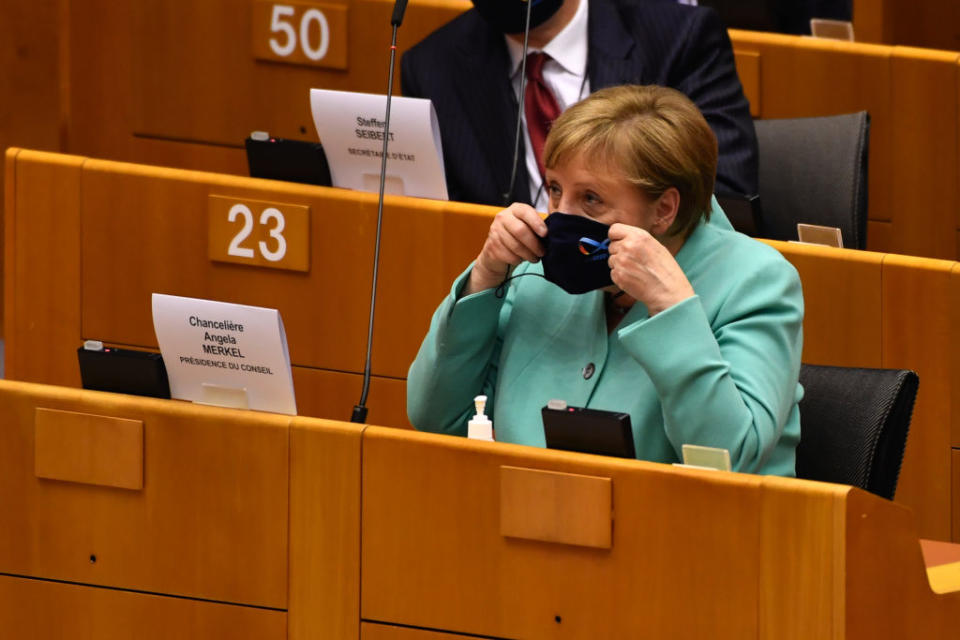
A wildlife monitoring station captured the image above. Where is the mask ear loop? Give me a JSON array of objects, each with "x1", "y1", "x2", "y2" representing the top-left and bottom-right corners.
[{"x1": 495, "y1": 270, "x2": 548, "y2": 298}]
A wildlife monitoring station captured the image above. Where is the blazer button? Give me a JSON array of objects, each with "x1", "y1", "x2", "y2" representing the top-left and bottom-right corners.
[{"x1": 582, "y1": 363, "x2": 595, "y2": 380}]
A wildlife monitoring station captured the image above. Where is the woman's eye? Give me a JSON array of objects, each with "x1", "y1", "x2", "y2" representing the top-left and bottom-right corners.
[{"x1": 584, "y1": 192, "x2": 602, "y2": 205}]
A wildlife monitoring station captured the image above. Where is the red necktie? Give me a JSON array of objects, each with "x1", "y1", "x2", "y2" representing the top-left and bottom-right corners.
[{"x1": 524, "y1": 52, "x2": 562, "y2": 181}]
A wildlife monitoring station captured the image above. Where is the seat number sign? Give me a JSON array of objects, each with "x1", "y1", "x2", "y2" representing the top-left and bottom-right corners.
[
  {"x1": 252, "y1": 1, "x2": 348, "y2": 69},
  {"x1": 208, "y1": 195, "x2": 310, "y2": 272}
]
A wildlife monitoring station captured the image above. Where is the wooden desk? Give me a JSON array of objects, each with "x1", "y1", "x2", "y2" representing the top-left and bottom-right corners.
[
  {"x1": 0, "y1": 378, "x2": 361, "y2": 638},
  {"x1": 361, "y1": 425, "x2": 960, "y2": 639},
  {"x1": 1, "y1": 378, "x2": 958, "y2": 638},
  {"x1": 5, "y1": 148, "x2": 960, "y2": 542}
]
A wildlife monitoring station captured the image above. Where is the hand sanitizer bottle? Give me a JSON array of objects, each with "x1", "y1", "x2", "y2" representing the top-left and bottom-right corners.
[{"x1": 467, "y1": 395, "x2": 494, "y2": 441}]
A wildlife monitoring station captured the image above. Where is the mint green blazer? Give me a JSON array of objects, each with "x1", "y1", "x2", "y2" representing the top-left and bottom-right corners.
[{"x1": 407, "y1": 209, "x2": 803, "y2": 476}]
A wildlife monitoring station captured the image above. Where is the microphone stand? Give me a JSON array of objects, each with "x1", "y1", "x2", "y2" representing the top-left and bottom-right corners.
[{"x1": 351, "y1": 0, "x2": 409, "y2": 424}]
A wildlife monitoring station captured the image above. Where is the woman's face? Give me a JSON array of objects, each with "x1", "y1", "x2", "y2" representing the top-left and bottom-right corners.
[{"x1": 545, "y1": 154, "x2": 660, "y2": 232}]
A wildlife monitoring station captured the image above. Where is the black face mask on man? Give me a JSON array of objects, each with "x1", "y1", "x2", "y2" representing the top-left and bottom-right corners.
[
  {"x1": 541, "y1": 212, "x2": 614, "y2": 294},
  {"x1": 470, "y1": 0, "x2": 565, "y2": 34}
]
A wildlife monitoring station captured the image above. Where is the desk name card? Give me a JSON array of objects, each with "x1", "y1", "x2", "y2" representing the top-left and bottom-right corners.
[
  {"x1": 152, "y1": 294, "x2": 297, "y2": 415},
  {"x1": 310, "y1": 88, "x2": 449, "y2": 200}
]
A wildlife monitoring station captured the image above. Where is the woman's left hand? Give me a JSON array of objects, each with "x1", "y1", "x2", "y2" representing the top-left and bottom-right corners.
[{"x1": 607, "y1": 223, "x2": 695, "y2": 316}]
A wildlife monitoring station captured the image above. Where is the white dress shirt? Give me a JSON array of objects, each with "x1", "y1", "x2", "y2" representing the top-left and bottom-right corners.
[{"x1": 505, "y1": 0, "x2": 590, "y2": 211}]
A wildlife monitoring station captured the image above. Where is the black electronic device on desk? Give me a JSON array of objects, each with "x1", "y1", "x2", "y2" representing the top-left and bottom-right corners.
[
  {"x1": 542, "y1": 400, "x2": 636, "y2": 459},
  {"x1": 77, "y1": 340, "x2": 171, "y2": 399},
  {"x1": 245, "y1": 131, "x2": 333, "y2": 187}
]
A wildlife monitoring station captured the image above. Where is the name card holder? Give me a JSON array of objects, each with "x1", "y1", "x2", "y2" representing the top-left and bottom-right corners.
[
  {"x1": 796, "y1": 223, "x2": 844, "y2": 248},
  {"x1": 196, "y1": 383, "x2": 250, "y2": 410}
]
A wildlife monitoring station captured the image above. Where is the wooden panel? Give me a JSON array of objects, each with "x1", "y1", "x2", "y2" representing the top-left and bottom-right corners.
[
  {"x1": 500, "y1": 466, "x2": 612, "y2": 549},
  {"x1": 729, "y1": 31, "x2": 894, "y2": 226},
  {"x1": 375, "y1": 200, "x2": 493, "y2": 376},
  {"x1": 0, "y1": 0, "x2": 63, "y2": 329},
  {"x1": 889, "y1": 47, "x2": 959, "y2": 259},
  {"x1": 954, "y1": 449, "x2": 960, "y2": 543},
  {"x1": 291, "y1": 367, "x2": 410, "y2": 426},
  {"x1": 882, "y1": 254, "x2": 955, "y2": 541},
  {"x1": 758, "y1": 477, "x2": 847, "y2": 640},
  {"x1": 362, "y1": 622, "x2": 480, "y2": 640},
  {"x1": 131, "y1": 0, "x2": 466, "y2": 147},
  {"x1": 3, "y1": 147, "x2": 17, "y2": 342},
  {"x1": 34, "y1": 408, "x2": 144, "y2": 490},
  {"x1": 0, "y1": 575, "x2": 286, "y2": 639},
  {"x1": 0, "y1": 0, "x2": 62, "y2": 152},
  {"x1": 843, "y1": 489, "x2": 960, "y2": 638},
  {"x1": 763, "y1": 240, "x2": 883, "y2": 368},
  {"x1": 860, "y1": 1, "x2": 960, "y2": 50},
  {"x1": 78, "y1": 158, "x2": 494, "y2": 380},
  {"x1": 852, "y1": 0, "x2": 891, "y2": 44},
  {"x1": 867, "y1": 220, "x2": 892, "y2": 253},
  {"x1": 920, "y1": 538, "x2": 960, "y2": 567},
  {"x1": 289, "y1": 418, "x2": 363, "y2": 640},
  {"x1": 362, "y1": 427, "x2": 762, "y2": 639},
  {"x1": 0, "y1": 380, "x2": 289, "y2": 608},
  {"x1": 952, "y1": 266, "x2": 960, "y2": 451},
  {"x1": 733, "y1": 49, "x2": 760, "y2": 117},
  {"x1": 79, "y1": 162, "x2": 376, "y2": 374},
  {"x1": 5, "y1": 149, "x2": 83, "y2": 385}
]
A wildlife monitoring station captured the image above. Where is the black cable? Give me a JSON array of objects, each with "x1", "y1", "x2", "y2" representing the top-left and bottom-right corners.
[{"x1": 503, "y1": 0, "x2": 536, "y2": 206}]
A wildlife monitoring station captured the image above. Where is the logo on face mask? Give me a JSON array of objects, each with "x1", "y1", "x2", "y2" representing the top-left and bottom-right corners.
[
  {"x1": 578, "y1": 237, "x2": 610, "y2": 261},
  {"x1": 541, "y1": 212, "x2": 614, "y2": 294}
]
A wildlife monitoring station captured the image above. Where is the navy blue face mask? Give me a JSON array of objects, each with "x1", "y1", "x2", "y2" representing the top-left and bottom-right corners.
[
  {"x1": 470, "y1": 0, "x2": 564, "y2": 34},
  {"x1": 541, "y1": 212, "x2": 613, "y2": 294}
]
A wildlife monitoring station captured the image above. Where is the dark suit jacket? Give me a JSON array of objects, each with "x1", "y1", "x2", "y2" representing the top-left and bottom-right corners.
[{"x1": 401, "y1": 0, "x2": 759, "y2": 207}]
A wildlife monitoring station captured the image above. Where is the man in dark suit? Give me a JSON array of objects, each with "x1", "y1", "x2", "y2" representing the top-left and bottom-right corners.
[{"x1": 401, "y1": 0, "x2": 758, "y2": 208}]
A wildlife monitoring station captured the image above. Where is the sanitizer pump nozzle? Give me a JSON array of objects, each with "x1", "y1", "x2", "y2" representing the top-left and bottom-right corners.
[{"x1": 467, "y1": 395, "x2": 494, "y2": 441}]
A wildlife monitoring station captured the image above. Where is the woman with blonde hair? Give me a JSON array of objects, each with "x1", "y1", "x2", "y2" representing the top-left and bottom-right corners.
[{"x1": 407, "y1": 85, "x2": 803, "y2": 476}]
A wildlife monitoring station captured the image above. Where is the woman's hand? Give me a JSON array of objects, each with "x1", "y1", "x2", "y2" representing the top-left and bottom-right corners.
[
  {"x1": 465, "y1": 203, "x2": 547, "y2": 295},
  {"x1": 608, "y1": 223, "x2": 694, "y2": 316}
]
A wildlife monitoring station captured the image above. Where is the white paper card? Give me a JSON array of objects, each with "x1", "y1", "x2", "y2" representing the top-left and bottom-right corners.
[
  {"x1": 310, "y1": 88, "x2": 449, "y2": 200},
  {"x1": 152, "y1": 294, "x2": 297, "y2": 415}
]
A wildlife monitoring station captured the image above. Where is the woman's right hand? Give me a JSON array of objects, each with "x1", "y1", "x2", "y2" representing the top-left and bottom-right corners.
[{"x1": 464, "y1": 203, "x2": 547, "y2": 295}]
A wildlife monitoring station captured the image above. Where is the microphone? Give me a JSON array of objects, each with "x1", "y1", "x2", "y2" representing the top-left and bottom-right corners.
[
  {"x1": 503, "y1": 0, "x2": 536, "y2": 206},
  {"x1": 391, "y1": 0, "x2": 409, "y2": 26},
  {"x1": 350, "y1": 0, "x2": 409, "y2": 424}
]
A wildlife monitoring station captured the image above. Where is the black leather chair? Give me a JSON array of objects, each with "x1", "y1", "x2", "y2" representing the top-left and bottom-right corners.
[
  {"x1": 795, "y1": 364, "x2": 918, "y2": 500},
  {"x1": 754, "y1": 111, "x2": 870, "y2": 249}
]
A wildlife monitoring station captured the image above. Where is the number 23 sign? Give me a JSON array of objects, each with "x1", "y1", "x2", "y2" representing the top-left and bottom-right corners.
[
  {"x1": 208, "y1": 195, "x2": 310, "y2": 272},
  {"x1": 252, "y1": 1, "x2": 348, "y2": 70}
]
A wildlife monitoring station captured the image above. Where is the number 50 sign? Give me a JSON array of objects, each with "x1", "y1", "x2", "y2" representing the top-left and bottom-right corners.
[{"x1": 252, "y1": 1, "x2": 348, "y2": 69}]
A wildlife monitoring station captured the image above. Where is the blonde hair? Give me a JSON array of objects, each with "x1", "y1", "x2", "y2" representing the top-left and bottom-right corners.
[{"x1": 543, "y1": 85, "x2": 718, "y2": 239}]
